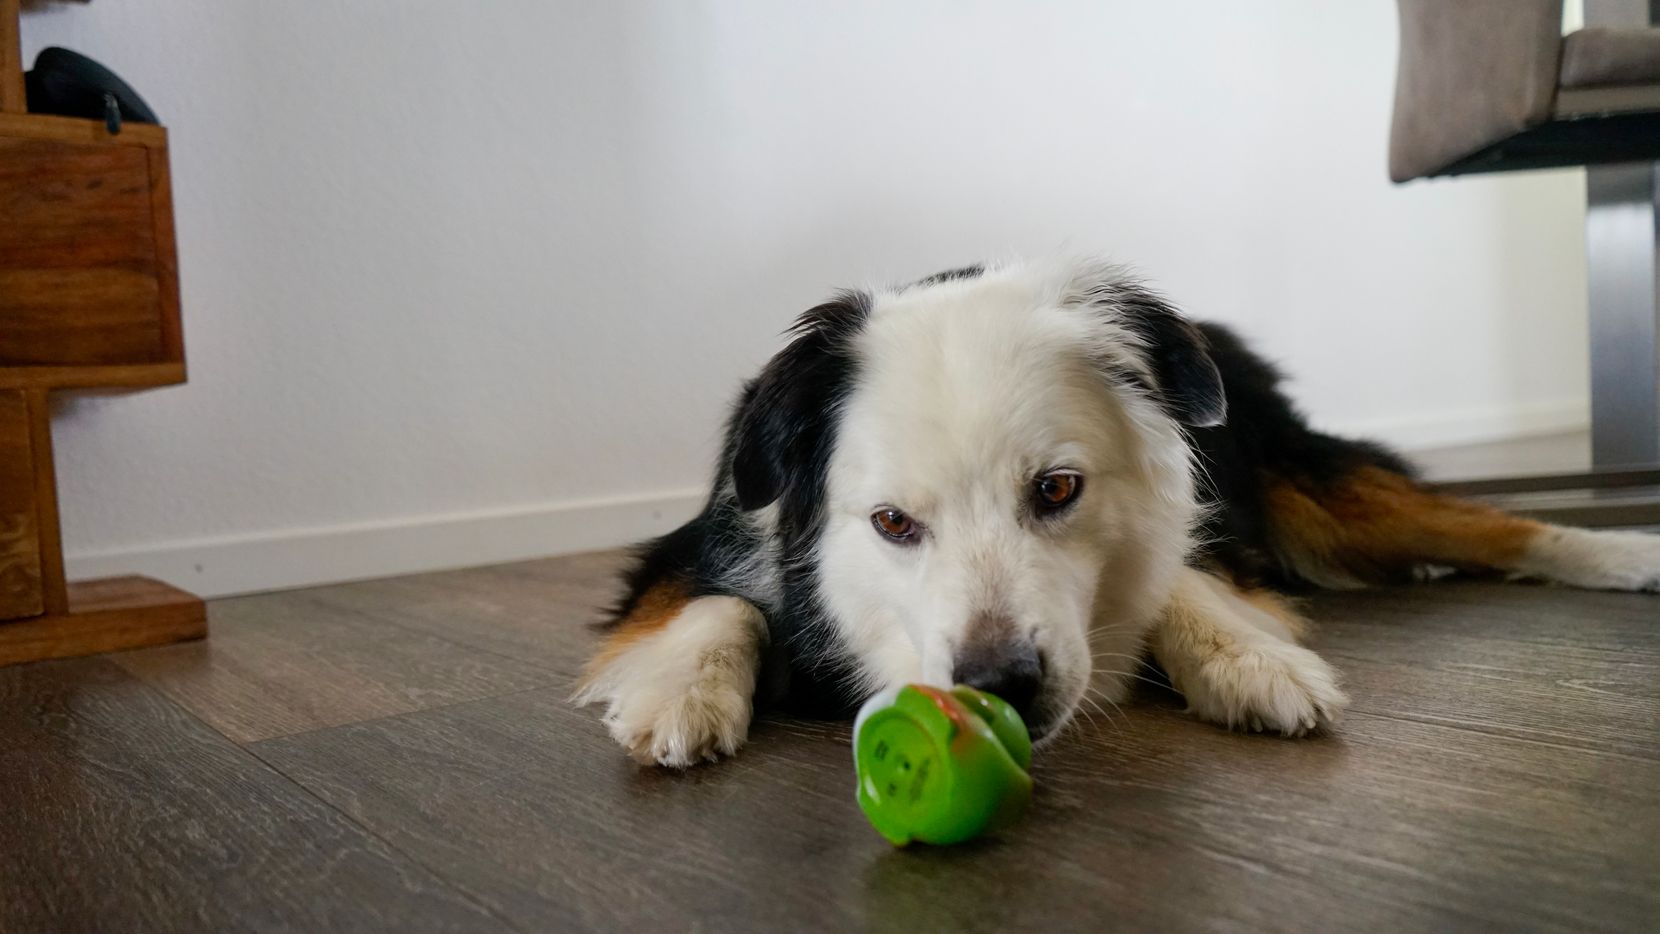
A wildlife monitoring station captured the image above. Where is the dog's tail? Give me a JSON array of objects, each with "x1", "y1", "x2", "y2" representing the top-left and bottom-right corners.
[{"x1": 1262, "y1": 463, "x2": 1660, "y2": 593}]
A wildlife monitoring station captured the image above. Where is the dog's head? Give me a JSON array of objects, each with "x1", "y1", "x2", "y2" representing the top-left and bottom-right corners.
[{"x1": 731, "y1": 259, "x2": 1220, "y2": 739}]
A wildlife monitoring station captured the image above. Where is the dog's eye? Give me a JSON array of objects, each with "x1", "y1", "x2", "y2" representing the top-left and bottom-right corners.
[
  {"x1": 871, "y1": 507, "x2": 918, "y2": 543},
  {"x1": 1033, "y1": 471, "x2": 1083, "y2": 513}
]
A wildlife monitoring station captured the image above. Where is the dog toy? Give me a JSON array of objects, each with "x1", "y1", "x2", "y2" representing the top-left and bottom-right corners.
[{"x1": 853, "y1": 683, "x2": 1033, "y2": 846}]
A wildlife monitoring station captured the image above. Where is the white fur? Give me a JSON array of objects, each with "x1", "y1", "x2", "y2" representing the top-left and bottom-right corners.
[
  {"x1": 713, "y1": 500, "x2": 785, "y2": 612},
  {"x1": 814, "y1": 259, "x2": 1201, "y2": 737},
  {"x1": 572, "y1": 596, "x2": 767, "y2": 768},
  {"x1": 1515, "y1": 525, "x2": 1660, "y2": 592},
  {"x1": 1151, "y1": 567, "x2": 1348, "y2": 735}
]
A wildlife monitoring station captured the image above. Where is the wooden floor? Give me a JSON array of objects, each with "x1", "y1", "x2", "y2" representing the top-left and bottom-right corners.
[{"x1": 3, "y1": 549, "x2": 1659, "y2": 932}]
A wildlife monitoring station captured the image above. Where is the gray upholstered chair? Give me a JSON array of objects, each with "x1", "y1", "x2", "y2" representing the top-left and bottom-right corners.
[{"x1": 1391, "y1": 0, "x2": 1660, "y2": 524}]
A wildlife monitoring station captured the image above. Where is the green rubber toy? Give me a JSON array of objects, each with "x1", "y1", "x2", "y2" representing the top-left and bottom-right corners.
[{"x1": 853, "y1": 683, "x2": 1034, "y2": 846}]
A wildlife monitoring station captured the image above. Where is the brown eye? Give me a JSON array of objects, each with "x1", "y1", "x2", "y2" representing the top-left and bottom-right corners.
[
  {"x1": 872, "y1": 507, "x2": 917, "y2": 543},
  {"x1": 1034, "y1": 471, "x2": 1082, "y2": 512}
]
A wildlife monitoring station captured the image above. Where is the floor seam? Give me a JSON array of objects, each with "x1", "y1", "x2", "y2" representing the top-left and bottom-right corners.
[
  {"x1": 86, "y1": 666, "x2": 533, "y2": 934},
  {"x1": 1343, "y1": 707, "x2": 1660, "y2": 765},
  {"x1": 283, "y1": 588, "x2": 591, "y2": 678},
  {"x1": 240, "y1": 681, "x2": 572, "y2": 749},
  {"x1": 237, "y1": 738, "x2": 534, "y2": 934},
  {"x1": 107, "y1": 643, "x2": 576, "y2": 749}
]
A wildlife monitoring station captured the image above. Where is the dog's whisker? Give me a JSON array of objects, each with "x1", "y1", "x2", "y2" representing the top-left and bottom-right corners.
[
  {"x1": 1077, "y1": 693, "x2": 1123, "y2": 738},
  {"x1": 1073, "y1": 700, "x2": 1099, "y2": 734},
  {"x1": 1094, "y1": 669, "x2": 1175, "y2": 691},
  {"x1": 1084, "y1": 688, "x2": 1129, "y2": 733}
]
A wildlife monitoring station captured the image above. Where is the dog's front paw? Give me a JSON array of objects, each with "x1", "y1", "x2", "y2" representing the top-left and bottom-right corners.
[
  {"x1": 573, "y1": 595, "x2": 766, "y2": 769},
  {"x1": 588, "y1": 673, "x2": 753, "y2": 768},
  {"x1": 1182, "y1": 640, "x2": 1348, "y2": 736}
]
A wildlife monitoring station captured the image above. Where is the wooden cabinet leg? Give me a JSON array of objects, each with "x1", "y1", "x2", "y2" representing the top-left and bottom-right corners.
[
  {"x1": 0, "y1": 388, "x2": 206, "y2": 666},
  {"x1": 0, "y1": 0, "x2": 24, "y2": 115},
  {"x1": 0, "y1": 389, "x2": 44, "y2": 619},
  {"x1": 25, "y1": 389, "x2": 68, "y2": 615}
]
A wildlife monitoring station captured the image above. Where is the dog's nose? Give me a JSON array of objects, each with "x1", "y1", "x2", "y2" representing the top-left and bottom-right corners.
[{"x1": 951, "y1": 640, "x2": 1043, "y2": 721}]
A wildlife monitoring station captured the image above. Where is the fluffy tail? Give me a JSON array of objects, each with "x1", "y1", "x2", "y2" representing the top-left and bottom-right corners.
[{"x1": 1264, "y1": 464, "x2": 1660, "y2": 593}]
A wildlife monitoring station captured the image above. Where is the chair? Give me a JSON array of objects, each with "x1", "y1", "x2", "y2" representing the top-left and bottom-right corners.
[{"x1": 1391, "y1": 0, "x2": 1660, "y2": 525}]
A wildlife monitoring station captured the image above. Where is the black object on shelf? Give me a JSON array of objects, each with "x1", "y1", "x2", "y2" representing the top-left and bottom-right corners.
[{"x1": 25, "y1": 46, "x2": 159, "y2": 134}]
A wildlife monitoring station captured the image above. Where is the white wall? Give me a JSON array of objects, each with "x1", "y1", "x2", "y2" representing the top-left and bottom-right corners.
[{"x1": 21, "y1": 1, "x2": 1589, "y2": 597}]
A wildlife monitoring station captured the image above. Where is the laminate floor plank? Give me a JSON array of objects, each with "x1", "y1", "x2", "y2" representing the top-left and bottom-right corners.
[
  {"x1": 269, "y1": 551, "x2": 629, "y2": 679},
  {"x1": 1303, "y1": 583, "x2": 1660, "y2": 760},
  {"x1": 109, "y1": 588, "x2": 562, "y2": 743},
  {"x1": 1307, "y1": 580, "x2": 1660, "y2": 657},
  {"x1": 0, "y1": 657, "x2": 504, "y2": 933}
]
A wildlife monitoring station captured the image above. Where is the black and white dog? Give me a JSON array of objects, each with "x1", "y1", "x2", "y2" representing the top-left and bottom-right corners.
[{"x1": 576, "y1": 258, "x2": 1660, "y2": 767}]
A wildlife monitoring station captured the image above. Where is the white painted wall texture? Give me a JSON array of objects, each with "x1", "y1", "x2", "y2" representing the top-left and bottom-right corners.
[{"x1": 21, "y1": 1, "x2": 1588, "y2": 596}]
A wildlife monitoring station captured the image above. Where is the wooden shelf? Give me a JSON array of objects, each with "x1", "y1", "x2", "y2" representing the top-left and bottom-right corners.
[
  {"x1": 0, "y1": 110, "x2": 168, "y2": 146},
  {"x1": 0, "y1": 0, "x2": 205, "y2": 665},
  {"x1": 0, "y1": 361, "x2": 186, "y2": 391},
  {"x1": 0, "y1": 114, "x2": 183, "y2": 373},
  {"x1": 0, "y1": 576, "x2": 205, "y2": 667}
]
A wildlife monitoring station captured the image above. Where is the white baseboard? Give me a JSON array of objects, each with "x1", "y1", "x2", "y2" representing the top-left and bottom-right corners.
[
  {"x1": 1324, "y1": 399, "x2": 1588, "y2": 452},
  {"x1": 64, "y1": 489, "x2": 707, "y2": 600}
]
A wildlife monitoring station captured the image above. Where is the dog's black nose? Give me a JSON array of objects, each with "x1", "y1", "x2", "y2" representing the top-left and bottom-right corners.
[{"x1": 952, "y1": 640, "x2": 1043, "y2": 722}]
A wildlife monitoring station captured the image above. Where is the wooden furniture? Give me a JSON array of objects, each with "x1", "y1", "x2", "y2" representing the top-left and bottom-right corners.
[{"x1": 0, "y1": 0, "x2": 204, "y2": 665}]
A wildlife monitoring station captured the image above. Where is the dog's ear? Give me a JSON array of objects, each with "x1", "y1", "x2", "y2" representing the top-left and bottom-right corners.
[
  {"x1": 730, "y1": 293, "x2": 870, "y2": 512},
  {"x1": 1070, "y1": 266, "x2": 1226, "y2": 428},
  {"x1": 1115, "y1": 288, "x2": 1226, "y2": 428}
]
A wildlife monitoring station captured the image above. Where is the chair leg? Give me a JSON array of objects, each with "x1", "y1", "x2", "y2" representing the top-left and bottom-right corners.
[{"x1": 1586, "y1": 162, "x2": 1660, "y2": 468}]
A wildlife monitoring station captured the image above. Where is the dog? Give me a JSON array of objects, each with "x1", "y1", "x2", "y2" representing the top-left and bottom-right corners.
[{"x1": 575, "y1": 257, "x2": 1660, "y2": 767}]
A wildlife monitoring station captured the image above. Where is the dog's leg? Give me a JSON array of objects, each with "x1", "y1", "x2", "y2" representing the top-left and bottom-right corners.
[
  {"x1": 573, "y1": 587, "x2": 767, "y2": 768},
  {"x1": 1149, "y1": 566, "x2": 1348, "y2": 736},
  {"x1": 1512, "y1": 525, "x2": 1660, "y2": 593},
  {"x1": 1267, "y1": 465, "x2": 1660, "y2": 592}
]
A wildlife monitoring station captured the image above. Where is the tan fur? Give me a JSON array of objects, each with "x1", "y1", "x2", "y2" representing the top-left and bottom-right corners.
[
  {"x1": 1236, "y1": 586, "x2": 1310, "y2": 641},
  {"x1": 574, "y1": 594, "x2": 768, "y2": 768},
  {"x1": 582, "y1": 580, "x2": 692, "y2": 676},
  {"x1": 1265, "y1": 465, "x2": 1543, "y2": 588},
  {"x1": 1151, "y1": 566, "x2": 1344, "y2": 735}
]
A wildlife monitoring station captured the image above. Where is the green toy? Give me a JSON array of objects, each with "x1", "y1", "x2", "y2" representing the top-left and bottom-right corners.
[{"x1": 853, "y1": 683, "x2": 1033, "y2": 846}]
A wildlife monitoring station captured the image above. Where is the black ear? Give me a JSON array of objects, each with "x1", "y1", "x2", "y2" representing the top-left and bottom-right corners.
[
  {"x1": 1072, "y1": 268, "x2": 1226, "y2": 428},
  {"x1": 730, "y1": 293, "x2": 870, "y2": 512},
  {"x1": 1115, "y1": 288, "x2": 1227, "y2": 428}
]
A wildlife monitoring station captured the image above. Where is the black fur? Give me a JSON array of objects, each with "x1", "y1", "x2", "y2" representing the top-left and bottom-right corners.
[
  {"x1": 606, "y1": 291, "x2": 873, "y2": 716},
  {"x1": 1076, "y1": 278, "x2": 1228, "y2": 428},
  {"x1": 604, "y1": 491, "x2": 758, "y2": 621},
  {"x1": 1186, "y1": 322, "x2": 1414, "y2": 585},
  {"x1": 730, "y1": 291, "x2": 872, "y2": 714},
  {"x1": 1116, "y1": 292, "x2": 1227, "y2": 428},
  {"x1": 731, "y1": 293, "x2": 871, "y2": 512},
  {"x1": 908, "y1": 263, "x2": 986, "y2": 289}
]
